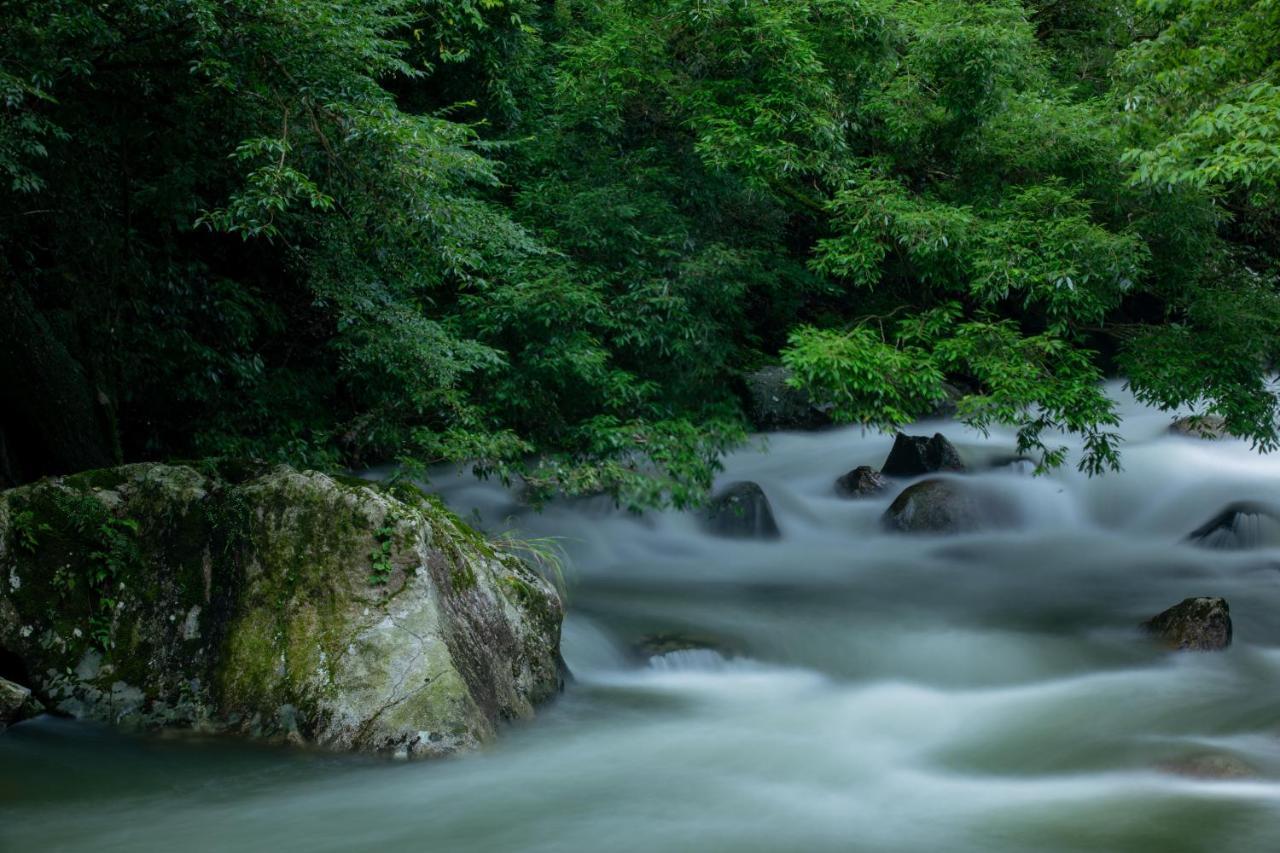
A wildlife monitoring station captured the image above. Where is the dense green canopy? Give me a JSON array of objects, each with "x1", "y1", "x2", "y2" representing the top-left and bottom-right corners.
[{"x1": 2, "y1": 0, "x2": 1277, "y2": 506}]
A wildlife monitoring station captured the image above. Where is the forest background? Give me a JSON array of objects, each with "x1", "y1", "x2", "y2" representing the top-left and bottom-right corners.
[{"x1": 2, "y1": 0, "x2": 1277, "y2": 508}]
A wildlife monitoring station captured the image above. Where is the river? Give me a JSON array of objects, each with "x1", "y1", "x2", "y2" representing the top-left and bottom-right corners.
[{"x1": 4, "y1": 385, "x2": 1280, "y2": 852}]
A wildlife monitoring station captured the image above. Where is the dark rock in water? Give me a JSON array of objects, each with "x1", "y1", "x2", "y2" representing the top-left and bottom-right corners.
[
  {"x1": 834, "y1": 466, "x2": 887, "y2": 499},
  {"x1": 744, "y1": 366, "x2": 830, "y2": 431},
  {"x1": 0, "y1": 463, "x2": 565, "y2": 758},
  {"x1": 927, "y1": 382, "x2": 966, "y2": 419},
  {"x1": 1187, "y1": 501, "x2": 1280, "y2": 549},
  {"x1": 0, "y1": 676, "x2": 40, "y2": 732},
  {"x1": 1157, "y1": 752, "x2": 1255, "y2": 780},
  {"x1": 1169, "y1": 415, "x2": 1228, "y2": 439},
  {"x1": 881, "y1": 432, "x2": 966, "y2": 477},
  {"x1": 882, "y1": 479, "x2": 988, "y2": 534},
  {"x1": 1143, "y1": 597, "x2": 1232, "y2": 651},
  {"x1": 703, "y1": 481, "x2": 780, "y2": 539}
]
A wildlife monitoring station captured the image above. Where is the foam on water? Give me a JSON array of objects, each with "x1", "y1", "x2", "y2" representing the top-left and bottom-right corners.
[{"x1": 4, "y1": 382, "x2": 1280, "y2": 852}]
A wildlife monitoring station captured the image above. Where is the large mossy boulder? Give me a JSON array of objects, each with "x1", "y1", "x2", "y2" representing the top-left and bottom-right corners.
[
  {"x1": 880, "y1": 432, "x2": 966, "y2": 477},
  {"x1": 702, "y1": 481, "x2": 781, "y2": 539},
  {"x1": 0, "y1": 463, "x2": 565, "y2": 758},
  {"x1": 744, "y1": 366, "x2": 830, "y2": 431},
  {"x1": 1142, "y1": 597, "x2": 1232, "y2": 651}
]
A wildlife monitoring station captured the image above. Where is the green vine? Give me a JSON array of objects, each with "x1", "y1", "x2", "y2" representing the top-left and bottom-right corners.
[
  {"x1": 42, "y1": 491, "x2": 143, "y2": 652},
  {"x1": 11, "y1": 509, "x2": 52, "y2": 554},
  {"x1": 368, "y1": 523, "x2": 395, "y2": 586}
]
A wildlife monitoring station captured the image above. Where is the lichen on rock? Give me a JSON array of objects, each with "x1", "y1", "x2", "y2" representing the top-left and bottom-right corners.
[{"x1": 0, "y1": 463, "x2": 565, "y2": 758}]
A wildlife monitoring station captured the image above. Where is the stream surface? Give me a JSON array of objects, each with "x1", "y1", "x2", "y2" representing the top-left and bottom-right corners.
[{"x1": 5, "y1": 385, "x2": 1280, "y2": 852}]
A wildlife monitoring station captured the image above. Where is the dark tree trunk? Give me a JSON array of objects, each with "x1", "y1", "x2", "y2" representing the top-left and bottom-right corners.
[{"x1": 0, "y1": 281, "x2": 118, "y2": 482}]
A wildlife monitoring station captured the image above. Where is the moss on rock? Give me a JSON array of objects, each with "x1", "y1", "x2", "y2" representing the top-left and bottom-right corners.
[{"x1": 0, "y1": 464, "x2": 565, "y2": 757}]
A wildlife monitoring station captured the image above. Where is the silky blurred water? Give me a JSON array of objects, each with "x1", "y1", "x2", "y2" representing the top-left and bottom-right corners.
[{"x1": 4, "y1": 384, "x2": 1280, "y2": 853}]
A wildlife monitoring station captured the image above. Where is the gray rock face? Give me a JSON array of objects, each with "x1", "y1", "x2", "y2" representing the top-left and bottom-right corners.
[
  {"x1": 1143, "y1": 597, "x2": 1232, "y2": 651},
  {"x1": 744, "y1": 366, "x2": 830, "y2": 431},
  {"x1": 1186, "y1": 502, "x2": 1280, "y2": 549},
  {"x1": 0, "y1": 463, "x2": 565, "y2": 758},
  {"x1": 0, "y1": 676, "x2": 39, "y2": 731},
  {"x1": 834, "y1": 466, "x2": 887, "y2": 499},
  {"x1": 881, "y1": 433, "x2": 966, "y2": 477},
  {"x1": 703, "y1": 481, "x2": 780, "y2": 539},
  {"x1": 882, "y1": 479, "x2": 989, "y2": 534},
  {"x1": 1169, "y1": 415, "x2": 1228, "y2": 439}
]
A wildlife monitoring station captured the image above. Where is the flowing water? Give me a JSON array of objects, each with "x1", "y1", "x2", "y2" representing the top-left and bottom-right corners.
[{"x1": 5, "y1": 385, "x2": 1280, "y2": 852}]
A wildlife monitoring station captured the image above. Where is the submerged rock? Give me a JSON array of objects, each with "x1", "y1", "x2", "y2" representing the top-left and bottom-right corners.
[
  {"x1": 744, "y1": 366, "x2": 830, "y2": 431},
  {"x1": 834, "y1": 466, "x2": 887, "y2": 499},
  {"x1": 1186, "y1": 502, "x2": 1280, "y2": 549},
  {"x1": 0, "y1": 676, "x2": 40, "y2": 731},
  {"x1": 1169, "y1": 415, "x2": 1228, "y2": 440},
  {"x1": 880, "y1": 433, "x2": 966, "y2": 477},
  {"x1": 1157, "y1": 752, "x2": 1256, "y2": 780},
  {"x1": 633, "y1": 633, "x2": 736, "y2": 670},
  {"x1": 0, "y1": 463, "x2": 565, "y2": 758},
  {"x1": 1142, "y1": 597, "x2": 1232, "y2": 651},
  {"x1": 703, "y1": 481, "x2": 781, "y2": 539},
  {"x1": 882, "y1": 479, "x2": 993, "y2": 534},
  {"x1": 988, "y1": 455, "x2": 1036, "y2": 475}
]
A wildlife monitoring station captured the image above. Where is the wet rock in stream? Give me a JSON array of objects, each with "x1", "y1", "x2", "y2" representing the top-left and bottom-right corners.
[
  {"x1": 834, "y1": 466, "x2": 887, "y2": 499},
  {"x1": 1142, "y1": 597, "x2": 1232, "y2": 651},
  {"x1": 702, "y1": 481, "x2": 781, "y2": 539},
  {"x1": 881, "y1": 432, "x2": 966, "y2": 478},
  {"x1": 882, "y1": 479, "x2": 1007, "y2": 534}
]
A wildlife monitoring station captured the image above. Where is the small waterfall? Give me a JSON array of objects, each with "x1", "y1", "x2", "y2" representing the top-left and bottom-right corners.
[{"x1": 646, "y1": 648, "x2": 732, "y2": 671}]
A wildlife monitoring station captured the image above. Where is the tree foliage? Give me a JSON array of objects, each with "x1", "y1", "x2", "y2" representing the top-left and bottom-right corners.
[{"x1": 1, "y1": 0, "x2": 1278, "y2": 501}]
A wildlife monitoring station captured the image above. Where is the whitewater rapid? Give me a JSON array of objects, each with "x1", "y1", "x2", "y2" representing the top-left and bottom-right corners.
[{"x1": 4, "y1": 383, "x2": 1280, "y2": 852}]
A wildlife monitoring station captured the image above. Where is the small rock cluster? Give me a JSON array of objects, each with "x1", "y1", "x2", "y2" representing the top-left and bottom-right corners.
[{"x1": 700, "y1": 432, "x2": 981, "y2": 540}]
